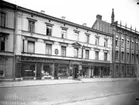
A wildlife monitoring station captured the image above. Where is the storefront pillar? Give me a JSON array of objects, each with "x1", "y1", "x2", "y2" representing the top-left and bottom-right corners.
[
  {"x1": 51, "y1": 63, "x2": 55, "y2": 79},
  {"x1": 90, "y1": 66, "x2": 94, "y2": 78}
]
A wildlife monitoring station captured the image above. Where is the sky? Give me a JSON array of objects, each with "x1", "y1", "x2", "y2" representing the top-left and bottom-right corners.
[{"x1": 5, "y1": 0, "x2": 139, "y2": 31}]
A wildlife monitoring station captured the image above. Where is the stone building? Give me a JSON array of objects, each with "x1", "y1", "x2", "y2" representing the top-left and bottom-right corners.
[
  {"x1": 93, "y1": 9, "x2": 139, "y2": 78},
  {"x1": 1, "y1": 0, "x2": 112, "y2": 80}
]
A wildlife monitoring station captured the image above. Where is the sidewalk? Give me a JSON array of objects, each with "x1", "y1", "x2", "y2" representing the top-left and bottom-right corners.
[{"x1": 0, "y1": 78, "x2": 138, "y2": 88}]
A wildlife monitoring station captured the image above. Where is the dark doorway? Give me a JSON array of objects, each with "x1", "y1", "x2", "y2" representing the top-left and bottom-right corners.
[{"x1": 73, "y1": 65, "x2": 78, "y2": 79}]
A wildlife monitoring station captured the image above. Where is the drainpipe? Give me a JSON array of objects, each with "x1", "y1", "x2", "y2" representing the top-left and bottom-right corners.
[{"x1": 13, "y1": 5, "x2": 18, "y2": 80}]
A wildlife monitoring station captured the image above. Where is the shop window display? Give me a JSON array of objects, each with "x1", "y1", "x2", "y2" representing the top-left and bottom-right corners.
[
  {"x1": 42, "y1": 64, "x2": 53, "y2": 79},
  {"x1": 58, "y1": 65, "x2": 69, "y2": 79},
  {"x1": 22, "y1": 63, "x2": 35, "y2": 77}
]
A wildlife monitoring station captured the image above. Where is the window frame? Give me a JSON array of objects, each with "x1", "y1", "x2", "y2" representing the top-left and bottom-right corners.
[
  {"x1": 95, "y1": 51, "x2": 99, "y2": 60},
  {"x1": 61, "y1": 46, "x2": 66, "y2": 56},
  {"x1": 74, "y1": 48, "x2": 78, "y2": 58},
  {"x1": 0, "y1": 12, "x2": 6, "y2": 27},
  {"x1": 85, "y1": 50, "x2": 89, "y2": 59},
  {"x1": 45, "y1": 43, "x2": 52, "y2": 55},
  {"x1": 27, "y1": 40, "x2": 35, "y2": 53}
]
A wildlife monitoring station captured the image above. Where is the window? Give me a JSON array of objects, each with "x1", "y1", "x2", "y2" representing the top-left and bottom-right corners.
[
  {"x1": 115, "y1": 51, "x2": 119, "y2": 60},
  {"x1": 136, "y1": 55, "x2": 139, "y2": 64},
  {"x1": 0, "y1": 12, "x2": 6, "y2": 27},
  {"x1": 127, "y1": 40, "x2": 130, "y2": 48},
  {"x1": 115, "y1": 37, "x2": 118, "y2": 47},
  {"x1": 46, "y1": 26, "x2": 52, "y2": 36},
  {"x1": 95, "y1": 51, "x2": 99, "y2": 60},
  {"x1": 127, "y1": 53, "x2": 129, "y2": 61},
  {"x1": 61, "y1": 29, "x2": 67, "y2": 39},
  {"x1": 46, "y1": 44, "x2": 52, "y2": 55},
  {"x1": 22, "y1": 39, "x2": 24, "y2": 52},
  {"x1": 132, "y1": 54, "x2": 134, "y2": 62},
  {"x1": 85, "y1": 50, "x2": 89, "y2": 59},
  {"x1": 74, "y1": 32, "x2": 79, "y2": 41},
  {"x1": 104, "y1": 38, "x2": 108, "y2": 47},
  {"x1": 28, "y1": 20, "x2": 35, "y2": 33},
  {"x1": 27, "y1": 41, "x2": 35, "y2": 53},
  {"x1": 74, "y1": 48, "x2": 78, "y2": 57},
  {"x1": 121, "y1": 39, "x2": 124, "y2": 48},
  {"x1": 95, "y1": 37, "x2": 99, "y2": 45},
  {"x1": 121, "y1": 52, "x2": 124, "y2": 61},
  {"x1": 0, "y1": 37, "x2": 5, "y2": 51},
  {"x1": 132, "y1": 41, "x2": 134, "y2": 49},
  {"x1": 104, "y1": 52, "x2": 107, "y2": 61},
  {"x1": 86, "y1": 35, "x2": 89, "y2": 43},
  {"x1": 61, "y1": 46, "x2": 66, "y2": 56},
  {"x1": 136, "y1": 42, "x2": 138, "y2": 50}
]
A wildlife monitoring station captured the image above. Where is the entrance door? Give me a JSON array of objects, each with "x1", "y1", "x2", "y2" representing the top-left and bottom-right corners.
[{"x1": 73, "y1": 65, "x2": 78, "y2": 79}]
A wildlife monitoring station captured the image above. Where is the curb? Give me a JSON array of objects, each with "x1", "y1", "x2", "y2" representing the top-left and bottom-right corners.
[{"x1": 0, "y1": 78, "x2": 138, "y2": 88}]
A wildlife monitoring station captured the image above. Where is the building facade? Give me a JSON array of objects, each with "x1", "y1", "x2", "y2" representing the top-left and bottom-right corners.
[
  {"x1": 1, "y1": 1, "x2": 112, "y2": 80},
  {"x1": 93, "y1": 9, "x2": 139, "y2": 78},
  {"x1": 0, "y1": 1, "x2": 16, "y2": 81}
]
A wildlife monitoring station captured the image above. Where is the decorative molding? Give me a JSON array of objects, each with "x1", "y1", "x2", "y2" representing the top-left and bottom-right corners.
[
  {"x1": 45, "y1": 22, "x2": 54, "y2": 27},
  {"x1": 94, "y1": 48, "x2": 100, "y2": 51},
  {"x1": 85, "y1": 32, "x2": 90, "y2": 36},
  {"x1": 44, "y1": 40, "x2": 54, "y2": 44},
  {"x1": 61, "y1": 26, "x2": 68, "y2": 30},
  {"x1": 59, "y1": 42, "x2": 68, "y2": 46},
  {"x1": 26, "y1": 17, "x2": 37, "y2": 22},
  {"x1": 73, "y1": 29, "x2": 80, "y2": 34}
]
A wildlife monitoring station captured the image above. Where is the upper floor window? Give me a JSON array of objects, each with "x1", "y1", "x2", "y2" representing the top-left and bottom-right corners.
[
  {"x1": 46, "y1": 26, "x2": 52, "y2": 36},
  {"x1": 115, "y1": 37, "x2": 118, "y2": 47},
  {"x1": 0, "y1": 37, "x2": 5, "y2": 51},
  {"x1": 131, "y1": 41, "x2": 134, "y2": 49},
  {"x1": 95, "y1": 36, "x2": 99, "y2": 45},
  {"x1": 126, "y1": 40, "x2": 130, "y2": 48},
  {"x1": 85, "y1": 33, "x2": 90, "y2": 43},
  {"x1": 61, "y1": 29, "x2": 67, "y2": 39},
  {"x1": 74, "y1": 48, "x2": 78, "y2": 58},
  {"x1": 121, "y1": 52, "x2": 124, "y2": 61},
  {"x1": 104, "y1": 38, "x2": 108, "y2": 47},
  {"x1": 127, "y1": 53, "x2": 129, "y2": 62},
  {"x1": 61, "y1": 46, "x2": 66, "y2": 56},
  {"x1": 0, "y1": 12, "x2": 6, "y2": 27},
  {"x1": 104, "y1": 52, "x2": 107, "y2": 61},
  {"x1": 27, "y1": 41, "x2": 35, "y2": 53},
  {"x1": 136, "y1": 42, "x2": 138, "y2": 50},
  {"x1": 85, "y1": 50, "x2": 89, "y2": 59},
  {"x1": 136, "y1": 54, "x2": 139, "y2": 64},
  {"x1": 132, "y1": 53, "x2": 134, "y2": 62},
  {"x1": 121, "y1": 39, "x2": 124, "y2": 48},
  {"x1": 74, "y1": 30, "x2": 79, "y2": 41},
  {"x1": 95, "y1": 51, "x2": 99, "y2": 60},
  {"x1": 115, "y1": 51, "x2": 119, "y2": 60},
  {"x1": 46, "y1": 44, "x2": 52, "y2": 55}
]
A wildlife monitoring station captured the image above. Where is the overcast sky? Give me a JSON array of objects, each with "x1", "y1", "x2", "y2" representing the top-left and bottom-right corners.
[{"x1": 5, "y1": 0, "x2": 139, "y2": 31}]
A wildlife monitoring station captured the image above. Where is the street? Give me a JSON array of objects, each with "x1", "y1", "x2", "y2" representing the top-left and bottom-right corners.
[{"x1": 0, "y1": 79, "x2": 139, "y2": 105}]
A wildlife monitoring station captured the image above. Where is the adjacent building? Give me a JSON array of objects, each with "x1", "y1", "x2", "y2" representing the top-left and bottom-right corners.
[
  {"x1": 93, "y1": 9, "x2": 139, "y2": 78},
  {"x1": 1, "y1": 0, "x2": 112, "y2": 81}
]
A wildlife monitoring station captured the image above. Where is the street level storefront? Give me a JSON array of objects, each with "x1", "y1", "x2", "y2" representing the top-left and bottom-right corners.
[{"x1": 15, "y1": 56, "x2": 112, "y2": 80}]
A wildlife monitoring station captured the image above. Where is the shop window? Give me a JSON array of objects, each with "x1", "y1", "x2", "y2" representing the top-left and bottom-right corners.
[
  {"x1": 61, "y1": 29, "x2": 67, "y2": 39},
  {"x1": 0, "y1": 12, "x2": 6, "y2": 27},
  {"x1": 42, "y1": 64, "x2": 53, "y2": 79},
  {"x1": 28, "y1": 20, "x2": 35, "y2": 33},
  {"x1": 85, "y1": 50, "x2": 89, "y2": 59},
  {"x1": 95, "y1": 37, "x2": 99, "y2": 45},
  {"x1": 104, "y1": 52, "x2": 107, "y2": 61},
  {"x1": 74, "y1": 48, "x2": 78, "y2": 58},
  {"x1": 46, "y1": 44, "x2": 52, "y2": 55},
  {"x1": 46, "y1": 26, "x2": 52, "y2": 36},
  {"x1": 95, "y1": 51, "x2": 99, "y2": 60},
  {"x1": 0, "y1": 37, "x2": 5, "y2": 51},
  {"x1": 115, "y1": 51, "x2": 119, "y2": 60},
  {"x1": 27, "y1": 41, "x2": 35, "y2": 53},
  {"x1": 58, "y1": 65, "x2": 69, "y2": 79},
  {"x1": 22, "y1": 63, "x2": 35, "y2": 77},
  {"x1": 0, "y1": 58, "x2": 5, "y2": 77},
  {"x1": 104, "y1": 38, "x2": 108, "y2": 47},
  {"x1": 61, "y1": 46, "x2": 66, "y2": 56}
]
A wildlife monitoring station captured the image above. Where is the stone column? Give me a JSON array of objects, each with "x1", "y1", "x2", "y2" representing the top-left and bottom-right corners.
[{"x1": 51, "y1": 63, "x2": 55, "y2": 79}]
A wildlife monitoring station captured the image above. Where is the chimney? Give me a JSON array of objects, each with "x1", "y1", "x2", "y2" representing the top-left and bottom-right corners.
[
  {"x1": 96, "y1": 14, "x2": 102, "y2": 20},
  {"x1": 82, "y1": 23, "x2": 87, "y2": 26},
  {"x1": 61, "y1": 16, "x2": 66, "y2": 20},
  {"x1": 40, "y1": 10, "x2": 45, "y2": 14}
]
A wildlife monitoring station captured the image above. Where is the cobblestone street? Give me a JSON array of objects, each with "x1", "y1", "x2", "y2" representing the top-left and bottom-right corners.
[{"x1": 0, "y1": 79, "x2": 139, "y2": 105}]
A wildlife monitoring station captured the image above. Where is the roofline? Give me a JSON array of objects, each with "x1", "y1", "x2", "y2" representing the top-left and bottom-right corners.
[
  {"x1": 2, "y1": 0, "x2": 113, "y2": 37},
  {"x1": 1, "y1": 0, "x2": 17, "y2": 10}
]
